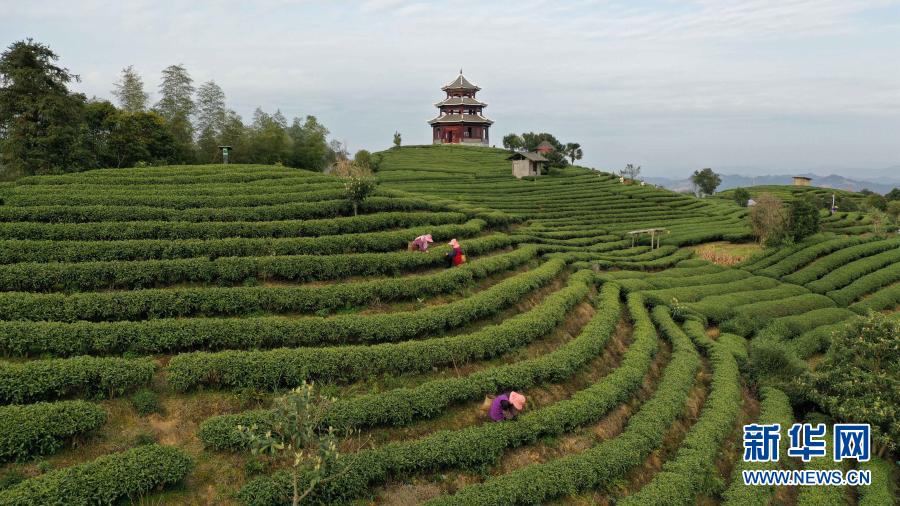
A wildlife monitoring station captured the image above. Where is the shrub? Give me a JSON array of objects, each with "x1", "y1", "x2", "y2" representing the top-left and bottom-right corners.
[
  {"x1": 411, "y1": 304, "x2": 697, "y2": 506},
  {"x1": 0, "y1": 356, "x2": 155, "y2": 404},
  {"x1": 620, "y1": 319, "x2": 741, "y2": 505},
  {"x1": 805, "y1": 247, "x2": 900, "y2": 294},
  {"x1": 200, "y1": 282, "x2": 623, "y2": 450},
  {"x1": 787, "y1": 197, "x2": 820, "y2": 241},
  {"x1": 0, "y1": 444, "x2": 192, "y2": 505},
  {"x1": 167, "y1": 271, "x2": 593, "y2": 391},
  {"x1": 0, "y1": 401, "x2": 107, "y2": 462},
  {"x1": 721, "y1": 387, "x2": 793, "y2": 506},
  {"x1": 0, "y1": 246, "x2": 537, "y2": 322},
  {"x1": 130, "y1": 389, "x2": 159, "y2": 416},
  {"x1": 732, "y1": 187, "x2": 751, "y2": 207},
  {"x1": 801, "y1": 312, "x2": 899, "y2": 454},
  {"x1": 234, "y1": 294, "x2": 663, "y2": 505},
  {"x1": 0, "y1": 257, "x2": 563, "y2": 357},
  {"x1": 0, "y1": 233, "x2": 521, "y2": 292},
  {"x1": 0, "y1": 219, "x2": 486, "y2": 263}
]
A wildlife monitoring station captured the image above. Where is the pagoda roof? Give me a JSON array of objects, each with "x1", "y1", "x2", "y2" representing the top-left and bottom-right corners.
[
  {"x1": 435, "y1": 96, "x2": 486, "y2": 107},
  {"x1": 441, "y1": 72, "x2": 480, "y2": 91},
  {"x1": 428, "y1": 113, "x2": 494, "y2": 125},
  {"x1": 537, "y1": 140, "x2": 555, "y2": 150}
]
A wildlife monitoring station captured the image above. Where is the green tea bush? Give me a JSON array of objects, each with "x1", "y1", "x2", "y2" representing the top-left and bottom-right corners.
[
  {"x1": 721, "y1": 293, "x2": 835, "y2": 336},
  {"x1": 849, "y1": 283, "x2": 900, "y2": 314},
  {"x1": 686, "y1": 285, "x2": 809, "y2": 323},
  {"x1": 234, "y1": 294, "x2": 664, "y2": 505},
  {"x1": 0, "y1": 356, "x2": 155, "y2": 404},
  {"x1": 414, "y1": 304, "x2": 698, "y2": 506},
  {"x1": 0, "y1": 444, "x2": 192, "y2": 505},
  {"x1": 805, "y1": 247, "x2": 900, "y2": 294},
  {"x1": 0, "y1": 220, "x2": 485, "y2": 263},
  {"x1": 168, "y1": 271, "x2": 593, "y2": 391},
  {"x1": 0, "y1": 401, "x2": 106, "y2": 462},
  {"x1": 722, "y1": 387, "x2": 793, "y2": 506},
  {"x1": 0, "y1": 234, "x2": 520, "y2": 291},
  {"x1": 0, "y1": 211, "x2": 468, "y2": 241},
  {"x1": 0, "y1": 258, "x2": 563, "y2": 356},
  {"x1": 619, "y1": 319, "x2": 741, "y2": 504},
  {"x1": 0, "y1": 246, "x2": 537, "y2": 322},
  {"x1": 130, "y1": 389, "x2": 159, "y2": 416},
  {"x1": 782, "y1": 237, "x2": 900, "y2": 286},
  {"x1": 199, "y1": 282, "x2": 623, "y2": 450}
]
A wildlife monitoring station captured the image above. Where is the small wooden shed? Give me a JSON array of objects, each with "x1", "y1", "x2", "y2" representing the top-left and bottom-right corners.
[
  {"x1": 793, "y1": 176, "x2": 812, "y2": 186},
  {"x1": 508, "y1": 151, "x2": 548, "y2": 179}
]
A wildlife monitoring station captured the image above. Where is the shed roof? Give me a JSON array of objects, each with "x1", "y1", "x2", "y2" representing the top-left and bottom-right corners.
[
  {"x1": 793, "y1": 176, "x2": 812, "y2": 181},
  {"x1": 507, "y1": 151, "x2": 548, "y2": 162}
]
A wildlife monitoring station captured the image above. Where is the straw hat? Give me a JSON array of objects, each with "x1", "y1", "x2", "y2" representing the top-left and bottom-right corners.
[
  {"x1": 509, "y1": 391, "x2": 526, "y2": 410},
  {"x1": 448, "y1": 238, "x2": 460, "y2": 248}
]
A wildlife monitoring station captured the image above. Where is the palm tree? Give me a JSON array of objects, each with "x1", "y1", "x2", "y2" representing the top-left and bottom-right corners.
[{"x1": 564, "y1": 142, "x2": 583, "y2": 164}]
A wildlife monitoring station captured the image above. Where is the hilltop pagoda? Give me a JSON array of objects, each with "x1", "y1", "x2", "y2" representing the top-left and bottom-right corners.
[{"x1": 429, "y1": 71, "x2": 493, "y2": 145}]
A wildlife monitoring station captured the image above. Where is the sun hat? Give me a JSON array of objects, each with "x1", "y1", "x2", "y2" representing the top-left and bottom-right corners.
[
  {"x1": 448, "y1": 238, "x2": 460, "y2": 248},
  {"x1": 509, "y1": 391, "x2": 526, "y2": 410}
]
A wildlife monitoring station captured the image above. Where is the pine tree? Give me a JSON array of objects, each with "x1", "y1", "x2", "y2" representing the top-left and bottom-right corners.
[
  {"x1": 0, "y1": 39, "x2": 89, "y2": 176},
  {"x1": 112, "y1": 65, "x2": 148, "y2": 112}
]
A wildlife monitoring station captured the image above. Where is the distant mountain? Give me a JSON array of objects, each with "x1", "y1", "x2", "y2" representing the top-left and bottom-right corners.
[{"x1": 645, "y1": 173, "x2": 898, "y2": 195}]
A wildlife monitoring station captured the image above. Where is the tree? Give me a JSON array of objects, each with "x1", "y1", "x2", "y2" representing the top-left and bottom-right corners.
[
  {"x1": 218, "y1": 110, "x2": 248, "y2": 163},
  {"x1": 246, "y1": 108, "x2": 290, "y2": 164},
  {"x1": 0, "y1": 39, "x2": 90, "y2": 176},
  {"x1": 287, "y1": 115, "x2": 332, "y2": 171},
  {"x1": 864, "y1": 193, "x2": 887, "y2": 212},
  {"x1": 690, "y1": 168, "x2": 722, "y2": 197},
  {"x1": 392, "y1": 131, "x2": 401, "y2": 147},
  {"x1": 564, "y1": 142, "x2": 583, "y2": 164},
  {"x1": 886, "y1": 200, "x2": 900, "y2": 224},
  {"x1": 835, "y1": 194, "x2": 858, "y2": 212},
  {"x1": 801, "y1": 312, "x2": 899, "y2": 456},
  {"x1": 238, "y1": 382, "x2": 367, "y2": 506},
  {"x1": 82, "y1": 99, "x2": 118, "y2": 167},
  {"x1": 333, "y1": 161, "x2": 377, "y2": 216},
  {"x1": 194, "y1": 81, "x2": 227, "y2": 163},
  {"x1": 329, "y1": 140, "x2": 348, "y2": 162},
  {"x1": 732, "y1": 187, "x2": 751, "y2": 207},
  {"x1": 619, "y1": 164, "x2": 641, "y2": 181},
  {"x1": 885, "y1": 188, "x2": 900, "y2": 201},
  {"x1": 154, "y1": 64, "x2": 195, "y2": 162},
  {"x1": 748, "y1": 193, "x2": 787, "y2": 246},
  {"x1": 502, "y1": 133, "x2": 524, "y2": 151},
  {"x1": 870, "y1": 209, "x2": 888, "y2": 235},
  {"x1": 104, "y1": 111, "x2": 175, "y2": 168},
  {"x1": 353, "y1": 150, "x2": 373, "y2": 170},
  {"x1": 112, "y1": 65, "x2": 148, "y2": 112},
  {"x1": 787, "y1": 197, "x2": 820, "y2": 241}
]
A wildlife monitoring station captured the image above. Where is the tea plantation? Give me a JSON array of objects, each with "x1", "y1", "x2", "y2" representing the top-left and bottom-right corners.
[{"x1": 0, "y1": 147, "x2": 895, "y2": 505}]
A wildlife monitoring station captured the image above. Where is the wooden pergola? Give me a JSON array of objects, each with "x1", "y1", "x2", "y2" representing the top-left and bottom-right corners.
[{"x1": 626, "y1": 228, "x2": 670, "y2": 249}]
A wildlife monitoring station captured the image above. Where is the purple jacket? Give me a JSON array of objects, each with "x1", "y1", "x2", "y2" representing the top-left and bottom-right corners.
[{"x1": 489, "y1": 393, "x2": 510, "y2": 421}]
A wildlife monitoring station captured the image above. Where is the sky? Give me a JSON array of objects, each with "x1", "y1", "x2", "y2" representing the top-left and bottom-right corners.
[{"x1": 2, "y1": 0, "x2": 900, "y2": 178}]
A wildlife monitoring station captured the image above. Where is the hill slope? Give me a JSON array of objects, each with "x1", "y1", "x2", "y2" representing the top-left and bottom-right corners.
[{"x1": 0, "y1": 153, "x2": 893, "y2": 505}]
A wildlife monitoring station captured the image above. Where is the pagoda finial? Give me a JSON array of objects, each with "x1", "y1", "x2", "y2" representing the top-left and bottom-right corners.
[{"x1": 459, "y1": 68, "x2": 463, "y2": 75}]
